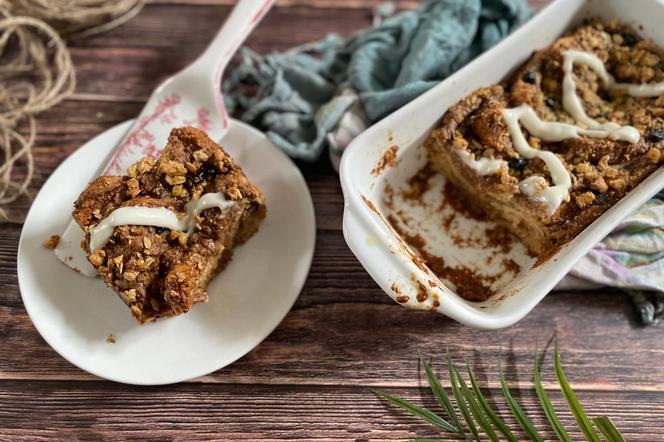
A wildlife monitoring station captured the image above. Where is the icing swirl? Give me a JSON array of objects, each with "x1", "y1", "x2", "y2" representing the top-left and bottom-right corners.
[{"x1": 459, "y1": 49, "x2": 661, "y2": 215}]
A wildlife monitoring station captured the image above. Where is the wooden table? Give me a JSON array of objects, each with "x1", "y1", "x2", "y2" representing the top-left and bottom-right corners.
[{"x1": 1, "y1": 1, "x2": 662, "y2": 440}]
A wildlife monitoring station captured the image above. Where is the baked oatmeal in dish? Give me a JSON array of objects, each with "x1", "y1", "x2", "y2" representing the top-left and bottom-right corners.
[
  {"x1": 426, "y1": 19, "x2": 664, "y2": 256},
  {"x1": 73, "y1": 126, "x2": 266, "y2": 324}
]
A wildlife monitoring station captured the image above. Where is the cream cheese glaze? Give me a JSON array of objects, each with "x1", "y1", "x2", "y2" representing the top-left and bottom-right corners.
[
  {"x1": 457, "y1": 150, "x2": 507, "y2": 175},
  {"x1": 502, "y1": 106, "x2": 573, "y2": 213},
  {"x1": 562, "y1": 50, "x2": 640, "y2": 143},
  {"x1": 457, "y1": 48, "x2": 661, "y2": 215},
  {"x1": 89, "y1": 192, "x2": 235, "y2": 252}
]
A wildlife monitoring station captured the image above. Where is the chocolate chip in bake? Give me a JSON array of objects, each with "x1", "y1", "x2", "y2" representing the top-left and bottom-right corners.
[{"x1": 522, "y1": 71, "x2": 537, "y2": 84}]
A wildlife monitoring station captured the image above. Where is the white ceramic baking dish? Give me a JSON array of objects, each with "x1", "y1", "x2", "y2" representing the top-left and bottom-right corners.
[{"x1": 339, "y1": 0, "x2": 664, "y2": 329}]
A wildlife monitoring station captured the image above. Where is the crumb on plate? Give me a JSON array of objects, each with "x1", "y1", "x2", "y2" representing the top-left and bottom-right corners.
[{"x1": 42, "y1": 234, "x2": 60, "y2": 249}]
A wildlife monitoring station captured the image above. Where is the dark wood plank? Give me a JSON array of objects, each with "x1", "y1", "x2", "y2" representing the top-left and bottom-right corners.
[
  {"x1": 1, "y1": 215, "x2": 661, "y2": 391},
  {"x1": 12, "y1": 0, "x2": 535, "y2": 219},
  {"x1": 0, "y1": 382, "x2": 661, "y2": 441},
  {"x1": 69, "y1": 3, "x2": 376, "y2": 83},
  {"x1": 2, "y1": 1, "x2": 662, "y2": 440}
]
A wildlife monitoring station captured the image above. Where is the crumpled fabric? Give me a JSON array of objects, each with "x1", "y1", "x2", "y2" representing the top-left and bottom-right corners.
[
  {"x1": 556, "y1": 190, "x2": 664, "y2": 325},
  {"x1": 222, "y1": 0, "x2": 531, "y2": 161}
]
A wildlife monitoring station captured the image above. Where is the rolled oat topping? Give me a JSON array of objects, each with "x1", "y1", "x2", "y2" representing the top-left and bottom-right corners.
[
  {"x1": 73, "y1": 127, "x2": 266, "y2": 324},
  {"x1": 425, "y1": 19, "x2": 664, "y2": 257}
]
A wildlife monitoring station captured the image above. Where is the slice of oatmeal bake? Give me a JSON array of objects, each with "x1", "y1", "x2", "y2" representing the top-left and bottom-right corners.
[{"x1": 73, "y1": 126, "x2": 266, "y2": 323}]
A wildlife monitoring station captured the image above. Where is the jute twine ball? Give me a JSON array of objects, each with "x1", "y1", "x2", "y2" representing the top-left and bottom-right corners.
[{"x1": 0, "y1": 0, "x2": 143, "y2": 222}]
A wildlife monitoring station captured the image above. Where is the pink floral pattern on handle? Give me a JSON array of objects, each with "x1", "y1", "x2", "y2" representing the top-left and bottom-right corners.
[
  {"x1": 104, "y1": 94, "x2": 211, "y2": 175},
  {"x1": 99, "y1": 0, "x2": 275, "y2": 177}
]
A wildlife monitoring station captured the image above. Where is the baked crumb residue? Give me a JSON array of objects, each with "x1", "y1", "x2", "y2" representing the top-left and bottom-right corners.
[
  {"x1": 383, "y1": 162, "x2": 528, "y2": 303},
  {"x1": 361, "y1": 194, "x2": 379, "y2": 215},
  {"x1": 391, "y1": 281, "x2": 410, "y2": 303},
  {"x1": 371, "y1": 145, "x2": 400, "y2": 176},
  {"x1": 388, "y1": 216, "x2": 494, "y2": 301},
  {"x1": 485, "y1": 226, "x2": 515, "y2": 254},
  {"x1": 417, "y1": 245, "x2": 495, "y2": 302},
  {"x1": 502, "y1": 258, "x2": 521, "y2": 276},
  {"x1": 416, "y1": 280, "x2": 428, "y2": 302},
  {"x1": 363, "y1": 194, "x2": 432, "y2": 275},
  {"x1": 383, "y1": 183, "x2": 395, "y2": 207},
  {"x1": 106, "y1": 334, "x2": 116, "y2": 344},
  {"x1": 401, "y1": 163, "x2": 435, "y2": 201},
  {"x1": 42, "y1": 234, "x2": 60, "y2": 249}
]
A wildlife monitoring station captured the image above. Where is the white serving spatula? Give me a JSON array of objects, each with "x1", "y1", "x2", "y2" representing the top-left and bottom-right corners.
[{"x1": 55, "y1": 0, "x2": 275, "y2": 276}]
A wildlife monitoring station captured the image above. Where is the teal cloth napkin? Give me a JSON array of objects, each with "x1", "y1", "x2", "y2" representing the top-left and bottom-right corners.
[{"x1": 223, "y1": 0, "x2": 531, "y2": 161}]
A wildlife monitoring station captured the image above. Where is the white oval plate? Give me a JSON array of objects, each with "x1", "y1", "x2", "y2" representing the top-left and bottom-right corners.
[{"x1": 18, "y1": 119, "x2": 315, "y2": 385}]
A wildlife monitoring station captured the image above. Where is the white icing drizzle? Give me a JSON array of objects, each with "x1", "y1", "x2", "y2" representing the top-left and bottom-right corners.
[
  {"x1": 518, "y1": 176, "x2": 548, "y2": 197},
  {"x1": 463, "y1": 48, "x2": 664, "y2": 214},
  {"x1": 89, "y1": 192, "x2": 235, "y2": 252},
  {"x1": 565, "y1": 49, "x2": 664, "y2": 98},
  {"x1": 518, "y1": 176, "x2": 567, "y2": 211},
  {"x1": 457, "y1": 150, "x2": 507, "y2": 175},
  {"x1": 562, "y1": 50, "x2": 640, "y2": 143},
  {"x1": 502, "y1": 106, "x2": 572, "y2": 214}
]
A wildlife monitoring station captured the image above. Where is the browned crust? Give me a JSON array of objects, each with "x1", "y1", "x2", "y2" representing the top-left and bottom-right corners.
[
  {"x1": 425, "y1": 19, "x2": 664, "y2": 256},
  {"x1": 73, "y1": 126, "x2": 266, "y2": 324}
]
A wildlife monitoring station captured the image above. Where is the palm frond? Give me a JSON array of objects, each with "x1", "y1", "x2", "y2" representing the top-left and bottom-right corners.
[
  {"x1": 447, "y1": 354, "x2": 481, "y2": 441},
  {"x1": 593, "y1": 416, "x2": 626, "y2": 442},
  {"x1": 419, "y1": 353, "x2": 466, "y2": 438},
  {"x1": 533, "y1": 347, "x2": 572, "y2": 442},
  {"x1": 372, "y1": 339, "x2": 628, "y2": 441},
  {"x1": 466, "y1": 361, "x2": 517, "y2": 442},
  {"x1": 455, "y1": 365, "x2": 499, "y2": 442},
  {"x1": 369, "y1": 388, "x2": 459, "y2": 433},
  {"x1": 553, "y1": 338, "x2": 601, "y2": 442},
  {"x1": 498, "y1": 347, "x2": 544, "y2": 442}
]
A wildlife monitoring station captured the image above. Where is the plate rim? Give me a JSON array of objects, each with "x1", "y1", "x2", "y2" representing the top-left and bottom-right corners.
[{"x1": 17, "y1": 118, "x2": 316, "y2": 385}]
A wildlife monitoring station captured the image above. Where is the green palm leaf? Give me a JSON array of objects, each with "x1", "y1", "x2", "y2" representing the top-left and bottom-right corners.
[
  {"x1": 448, "y1": 355, "x2": 481, "y2": 441},
  {"x1": 419, "y1": 353, "x2": 465, "y2": 438},
  {"x1": 371, "y1": 340, "x2": 629, "y2": 442},
  {"x1": 369, "y1": 388, "x2": 459, "y2": 433},
  {"x1": 593, "y1": 416, "x2": 626, "y2": 442},
  {"x1": 553, "y1": 338, "x2": 601, "y2": 442},
  {"x1": 498, "y1": 347, "x2": 544, "y2": 442},
  {"x1": 533, "y1": 348, "x2": 572, "y2": 442},
  {"x1": 454, "y1": 365, "x2": 499, "y2": 442},
  {"x1": 466, "y1": 361, "x2": 518, "y2": 442}
]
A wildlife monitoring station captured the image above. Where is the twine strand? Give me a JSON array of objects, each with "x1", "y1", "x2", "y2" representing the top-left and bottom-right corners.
[{"x1": 0, "y1": 0, "x2": 143, "y2": 223}]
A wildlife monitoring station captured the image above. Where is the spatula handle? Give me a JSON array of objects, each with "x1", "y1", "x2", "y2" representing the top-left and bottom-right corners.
[{"x1": 193, "y1": 0, "x2": 275, "y2": 80}]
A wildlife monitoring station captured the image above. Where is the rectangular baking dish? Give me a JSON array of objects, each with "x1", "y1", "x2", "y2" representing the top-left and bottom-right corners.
[{"x1": 339, "y1": 0, "x2": 664, "y2": 329}]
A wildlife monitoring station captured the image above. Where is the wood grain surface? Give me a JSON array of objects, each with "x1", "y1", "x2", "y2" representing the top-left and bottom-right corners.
[{"x1": 1, "y1": 1, "x2": 663, "y2": 440}]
